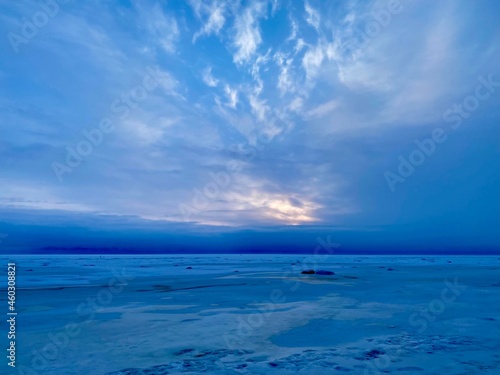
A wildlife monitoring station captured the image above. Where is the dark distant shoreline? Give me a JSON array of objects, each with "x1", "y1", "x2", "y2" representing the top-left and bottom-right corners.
[{"x1": 2, "y1": 248, "x2": 499, "y2": 255}]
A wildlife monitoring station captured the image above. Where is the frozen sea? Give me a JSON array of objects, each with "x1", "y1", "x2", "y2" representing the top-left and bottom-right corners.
[{"x1": 1, "y1": 254, "x2": 499, "y2": 375}]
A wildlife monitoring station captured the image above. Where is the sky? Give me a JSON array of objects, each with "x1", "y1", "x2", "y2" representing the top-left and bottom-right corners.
[{"x1": 0, "y1": 0, "x2": 499, "y2": 254}]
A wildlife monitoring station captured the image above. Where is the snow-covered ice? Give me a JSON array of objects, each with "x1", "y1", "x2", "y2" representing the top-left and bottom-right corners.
[{"x1": 3, "y1": 255, "x2": 499, "y2": 374}]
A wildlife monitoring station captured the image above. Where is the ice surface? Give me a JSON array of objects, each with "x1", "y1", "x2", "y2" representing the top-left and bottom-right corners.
[{"x1": 2, "y1": 255, "x2": 499, "y2": 374}]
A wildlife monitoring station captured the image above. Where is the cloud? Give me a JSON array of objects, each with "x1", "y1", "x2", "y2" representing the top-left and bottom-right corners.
[
  {"x1": 228, "y1": 190, "x2": 320, "y2": 225},
  {"x1": 0, "y1": 0, "x2": 498, "y2": 240},
  {"x1": 304, "y1": 1, "x2": 320, "y2": 31},
  {"x1": 224, "y1": 84, "x2": 239, "y2": 108},
  {"x1": 120, "y1": 118, "x2": 166, "y2": 147},
  {"x1": 232, "y1": 1, "x2": 267, "y2": 64},
  {"x1": 288, "y1": 97, "x2": 304, "y2": 113},
  {"x1": 137, "y1": 2, "x2": 179, "y2": 54},
  {"x1": 306, "y1": 99, "x2": 339, "y2": 118},
  {"x1": 202, "y1": 66, "x2": 219, "y2": 87},
  {"x1": 0, "y1": 180, "x2": 95, "y2": 213},
  {"x1": 250, "y1": 50, "x2": 271, "y2": 94},
  {"x1": 302, "y1": 42, "x2": 324, "y2": 80},
  {"x1": 287, "y1": 17, "x2": 298, "y2": 41},
  {"x1": 248, "y1": 94, "x2": 268, "y2": 122},
  {"x1": 190, "y1": 0, "x2": 228, "y2": 42},
  {"x1": 323, "y1": 0, "x2": 467, "y2": 128},
  {"x1": 275, "y1": 51, "x2": 295, "y2": 94}
]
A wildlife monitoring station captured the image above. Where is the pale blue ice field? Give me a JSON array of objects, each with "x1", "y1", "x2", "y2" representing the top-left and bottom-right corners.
[{"x1": 1, "y1": 255, "x2": 499, "y2": 375}]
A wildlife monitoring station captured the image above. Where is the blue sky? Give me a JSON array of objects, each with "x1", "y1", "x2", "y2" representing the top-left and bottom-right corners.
[{"x1": 0, "y1": 0, "x2": 499, "y2": 253}]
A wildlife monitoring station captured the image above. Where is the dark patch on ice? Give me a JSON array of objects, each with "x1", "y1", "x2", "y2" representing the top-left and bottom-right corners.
[
  {"x1": 174, "y1": 348, "x2": 195, "y2": 355},
  {"x1": 153, "y1": 285, "x2": 171, "y2": 291},
  {"x1": 193, "y1": 352, "x2": 209, "y2": 358},
  {"x1": 372, "y1": 334, "x2": 485, "y2": 358},
  {"x1": 355, "y1": 349, "x2": 385, "y2": 361},
  {"x1": 260, "y1": 349, "x2": 341, "y2": 371},
  {"x1": 153, "y1": 283, "x2": 247, "y2": 293},
  {"x1": 316, "y1": 270, "x2": 335, "y2": 275},
  {"x1": 106, "y1": 349, "x2": 255, "y2": 374},
  {"x1": 172, "y1": 283, "x2": 247, "y2": 291},
  {"x1": 301, "y1": 269, "x2": 315, "y2": 274}
]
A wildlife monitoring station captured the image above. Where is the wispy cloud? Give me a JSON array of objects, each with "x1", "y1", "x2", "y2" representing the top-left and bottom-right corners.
[
  {"x1": 275, "y1": 51, "x2": 295, "y2": 94},
  {"x1": 304, "y1": 1, "x2": 320, "y2": 31},
  {"x1": 202, "y1": 66, "x2": 219, "y2": 87},
  {"x1": 224, "y1": 84, "x2": 239, "y2": 108},
  {"x1": 306, "y1": 99, "x2": 339, "y2": 118},
  {"x1": 302, "y1": 42, "x2": 324, "y2": 81},
  {"x1": 136, "y1": 2, "x2": 179, "y2": 54},
  {"x1": 190, "y1": 0, "x2": 229, "y2": 42},
  {"x1": 232, "y1": 1, "x2": 267, "y2": 64}
]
